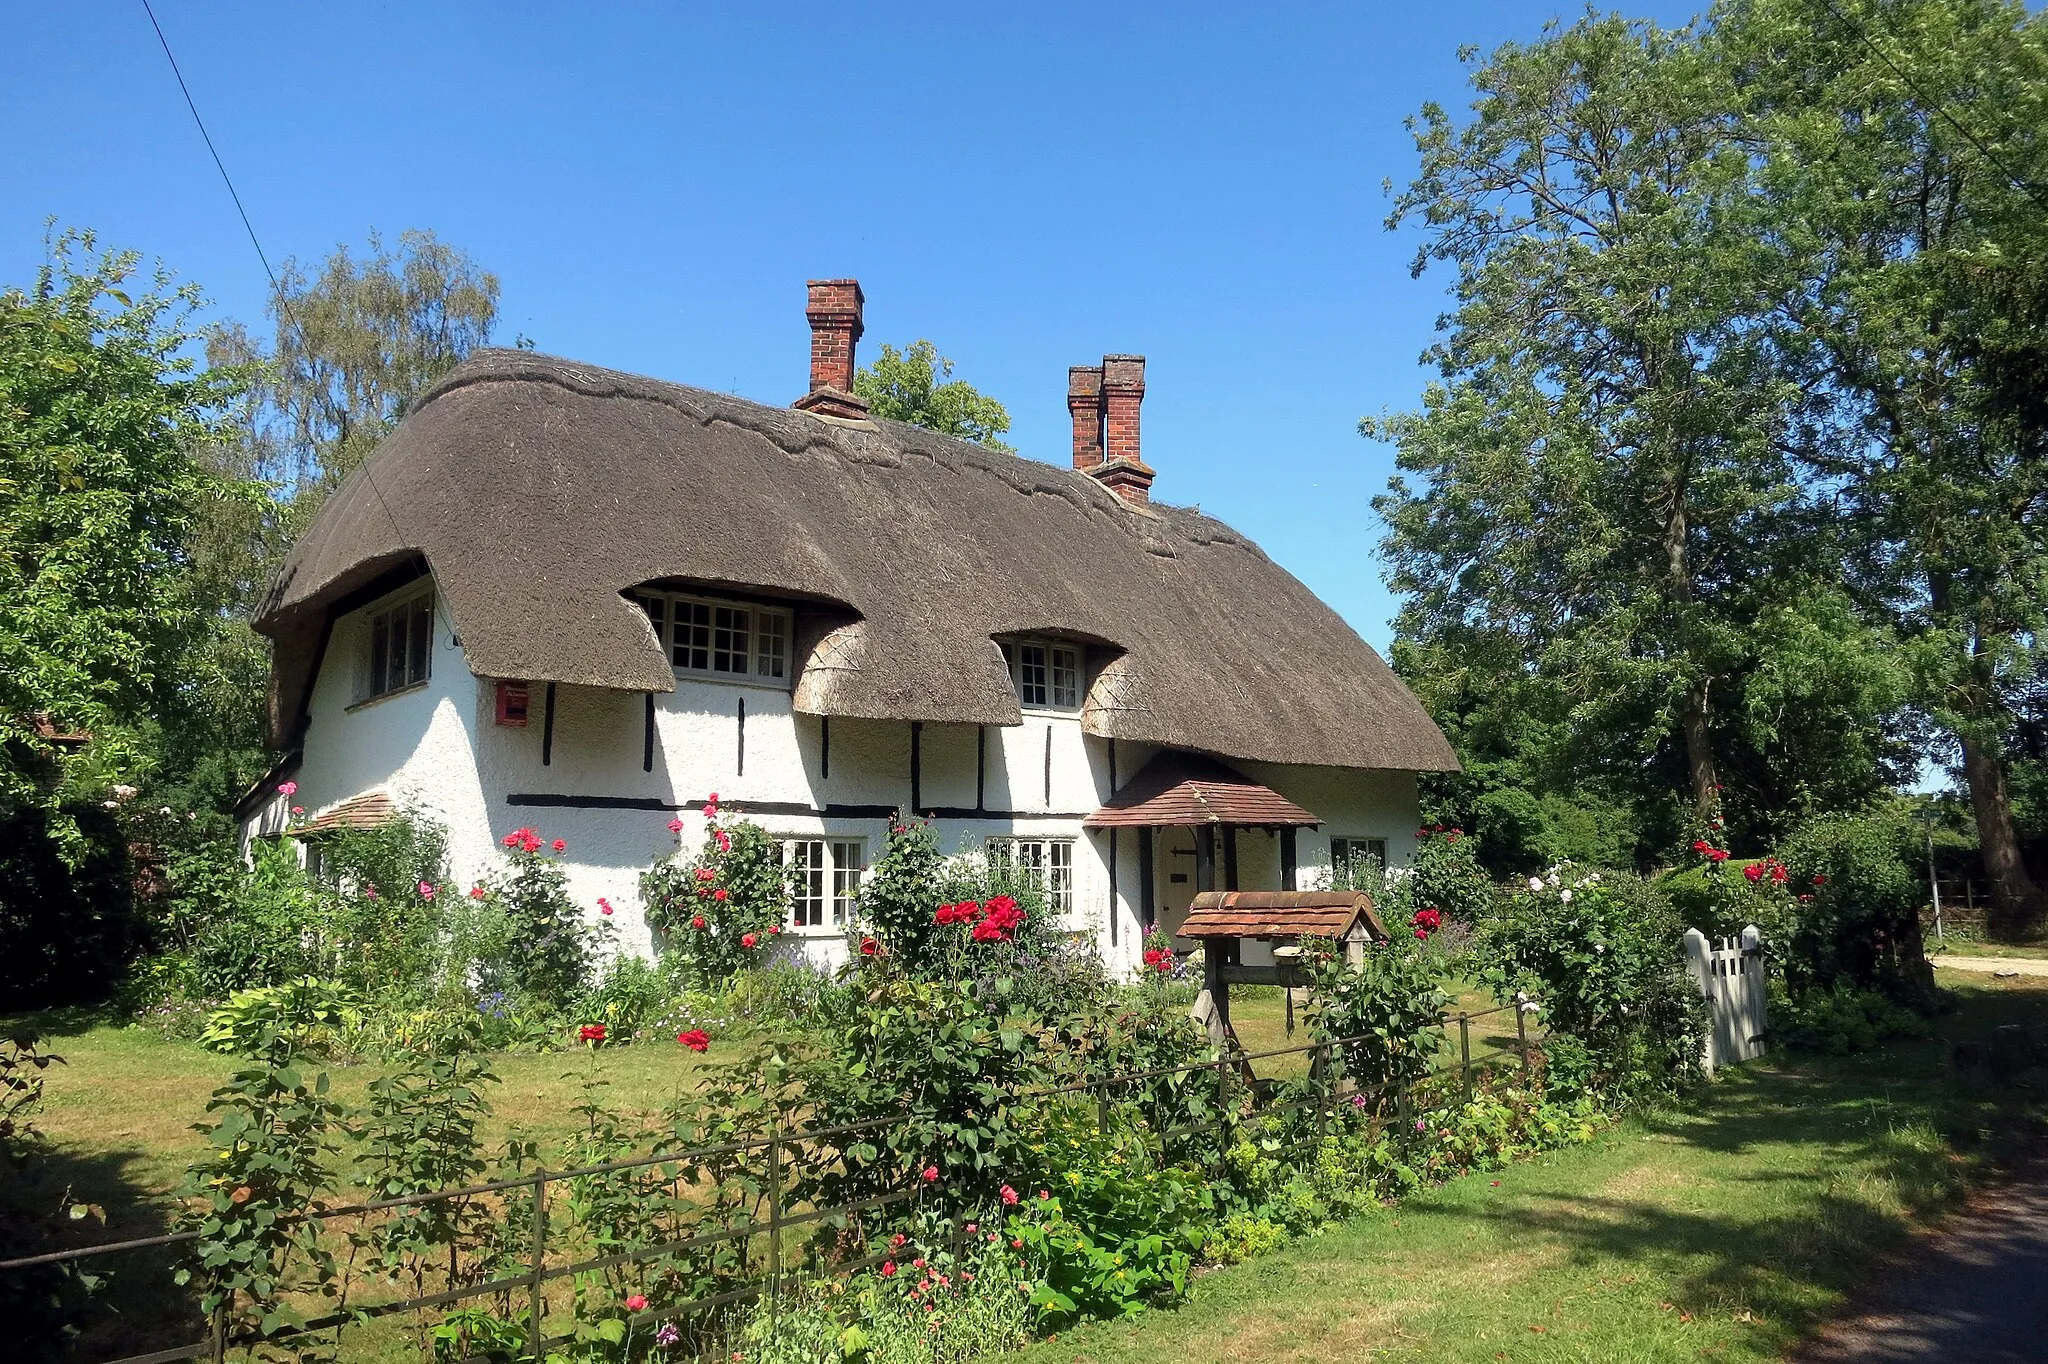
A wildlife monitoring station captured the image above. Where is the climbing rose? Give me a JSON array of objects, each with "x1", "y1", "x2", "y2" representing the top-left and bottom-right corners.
[
  {"x1": 1000, "y1": 1185, "x2": 1018, "y2": 1205},
  {"x1": 695, "y1": 867, "x2": 717, "y2": 882},
  {"x1": 418, "y1": 880, "x2": 436, "y2": 900},
  {"x1": 277, "y1": 780, "x2": 297, "y2": 797},
  {"x1": 881, "y1": 1261, "x2": 896, "y2": 1278},
  {"x1": 1744, "y1": 864, "x2": 1764, "y2": 884},
  {"x1": 740, "y1": 932, "x2": 757, "y2": 948},
  {"x1": 551, "y1": 838, "x2": 566, "y2": 853},
  {"x1": 598, "y1": 897, "x2": 614, "y2": 916},
  {"x1": 1812, "y1": 874, "x2": 1827, "y2": 886},
  {"x1": 713, "y1": 888, "x2": 728, "y2": 902},
  {"x1": 922, "y1": 1165, "x2": 939, "y2": 1182},
  {"x1": 677, "y1": 1029, "x2": 709, "y2": 1052},
  {"x1": 624, "y1": 1294, "x2": 648, "y2": 1312},
  {"x1": 290, "y1": 806, "x2": 304, "y2": 815},
  {"x1": 690, "y1": 915, "x2": 707, "y2": 930},
  {"x1": 469, "y1": 885, "x2": 486, "y2": 900},
  {"x1": 768, "y1": 924, "x2": 781, "y2": 935},
  {"x1": 891, "y1": 1233, "x2": 907, "y2": 1248},
  {"x1": 713, "y1": 829, "x2": 731, "y2": 852},
  {"x1": 667, "y1": 817, "x2": 684, "y2": 834},
  {"x1": 1771, "y1": 864, "x2": 1788, "y2": 884}
]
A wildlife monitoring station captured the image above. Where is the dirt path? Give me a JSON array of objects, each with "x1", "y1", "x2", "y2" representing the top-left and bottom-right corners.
[
  {"x1": 1931, "y1": 954, "x2": 2048, "y2": 977},
  {"x1": 1794, "y1": 1170, "x2": 2048, "y2": 1362}
]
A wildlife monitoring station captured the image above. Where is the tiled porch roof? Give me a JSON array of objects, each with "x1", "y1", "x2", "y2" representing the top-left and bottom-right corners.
[
  {"x1": 288, "y1": 792, "x2": 395, "y2": 837},
  {"x1": 1178, "y1": 890, "x2": 1387, "y2": 942},
  {"x1": 1082, "y1": 751, "x2": 1320, "y2": 829}
]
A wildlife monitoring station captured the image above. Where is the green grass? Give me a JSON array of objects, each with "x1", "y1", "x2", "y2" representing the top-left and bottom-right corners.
[
  {"x1": 1925, "y1": 935, "x2": 2048, "y2": 959},
  {"x1": 1010, "y1": 969, "x2": 2048, "y2": 1364}
]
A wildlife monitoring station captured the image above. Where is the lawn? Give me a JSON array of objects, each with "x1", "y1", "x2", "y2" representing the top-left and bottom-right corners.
[{"x1": 1012, "y1": 968, "x2": 2048, "y2": 1364}]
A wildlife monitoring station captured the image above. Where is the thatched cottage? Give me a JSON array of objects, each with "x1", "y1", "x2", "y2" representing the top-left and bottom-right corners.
[{"x1": 238, "y1": 280, "x2": 1456, "y2": 972}]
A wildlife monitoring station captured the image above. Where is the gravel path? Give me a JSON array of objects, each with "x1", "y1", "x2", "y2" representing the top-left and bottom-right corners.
[
  {"x1": 1794, "y1": 1172, "x2": 2048, "y2": 1362},
  {"x1": 1931, "y1": 954, "x2": 2048, "y2": 977}
]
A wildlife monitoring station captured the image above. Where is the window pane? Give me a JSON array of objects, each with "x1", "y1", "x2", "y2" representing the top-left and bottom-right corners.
[
  {"x1": 1020, "y1": 646, "x2": 1048, "y2": 707},
  {"x1": 408, "y1": 599, "x2": 432, "y2": 685},
  {"x1": 713, "y1": 606, "x2": 750, "y2": 673},
  {"x1": 1051, "y1": 648, "x2": 1079, "y2": 707},
  {"x1": 369, "y1": 612, "x2": 389, "y2": 697},
  {"x1": 674, "y1": 600, "x2": 711, "y2": 670},
  {"x1": 787, "y1": 839, "x2": 826, "y2": 927},
  {"x1": 757, "y1": 611, "x2": 787, "y2": 679},
  {"x1": 830, "y1": 840, "x2": 862, "y2": 926},
  {"x1": 1049, "y1": 841, "x2": 1074, "y2": 917}
]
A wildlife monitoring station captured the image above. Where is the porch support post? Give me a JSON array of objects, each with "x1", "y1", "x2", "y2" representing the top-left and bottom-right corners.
[
  {"x1": 1138, "y1": 827, "x2": 1156, "y2": 932},
  {"x1": 1195, "y1": 825, "x2": 1215, "y2": 894},
  {"x1": 1203, "y1": 940, "x2": 1230, "y2": 1041},
  {"x1": 1280, "y1": 827, "x2": 1297, "y2": 891}
]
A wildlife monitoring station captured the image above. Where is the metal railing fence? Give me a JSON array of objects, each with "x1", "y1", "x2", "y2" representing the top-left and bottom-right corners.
[{"x1": 4, "y1": 1000, "x2": 1538, "y2": 1364}]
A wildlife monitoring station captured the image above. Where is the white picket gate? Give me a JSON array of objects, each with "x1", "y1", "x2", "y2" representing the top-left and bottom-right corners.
[{"x1": 1682, "y1": 925, "x2": 1767, "y2": 1071}]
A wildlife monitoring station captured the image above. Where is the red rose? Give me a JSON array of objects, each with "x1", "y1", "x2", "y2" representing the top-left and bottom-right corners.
[
  {"x1": 624, "y1": 1294, "x2": 648, "y2": 1312},
  {"x1": 860, "y1": 936, "x2": 879, "y2": 956},
  {"x1": 768, "y1": 924, "x2": 782, "y2": 935},
  {"x1": 690, "y1": 915, "x2": 707, "y2": 930},
  {"x1": 741, "y1": 932, "x2": 757, "y2": 948},
  {"x1": 881, "y1": 1261, "x2": 896, "y2": 1278},
  {"x1": 1812, "y1": 875, "x2": 1827, "y2": 886},
  {"x1": 713, "y1": 888, "x2": 728, "y2": 902},
  {"x1": 1744, "y1": 864, "x2": 1764, "y2": 883},
  {"x1": 677, "y1": 1029, "x2": 709, "y2": 1052}
]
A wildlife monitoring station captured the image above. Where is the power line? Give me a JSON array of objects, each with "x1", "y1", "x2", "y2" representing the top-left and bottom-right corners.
[
  {"x1": 140, "y1": 0, "x2": 421, "y2": 570},
  {"x1": 1818, "y1": 0, "x2": 2048, "y2": 214}
]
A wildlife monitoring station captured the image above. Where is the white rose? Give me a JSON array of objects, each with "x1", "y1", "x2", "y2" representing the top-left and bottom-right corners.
[
  {"x1": 1559, "y1": 889, "x2": 1573, "y2": 903},
  {"x1": 1593, "y1": 942, "x2": 1605, "y2": 953},
  {"x1": 1528, "y1": 877, "x2": 1545, "y2": 891},
  {"x1": 1546, "y1": 872, "x2": 1560, "y2": 887}
]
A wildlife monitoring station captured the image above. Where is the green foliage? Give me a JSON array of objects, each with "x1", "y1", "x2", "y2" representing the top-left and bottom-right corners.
[
  {"x1": 186, "y1": 838, "x2": 323, "y2": 1000},
  {"x1": 312, "y1": 815, "x2": 451, "y2": 996},
  {"x1": 1771, "y1": 979, "x2": 1932, "y2": 1055},
  {"x1": 1775, "y1": 810, "x2": 1937, "y2": 1007},
  {"x1": 1479, "y1": 869, "x2": 1704, "y2": 1099},
  {"x1": 1304, "y1": 936, "x2": 1447, "y2": 1102},
  {"x1": 0, "y1": 802, "x2": 135, "y2": 1007},
  {"x1": 477, "y1": 828, "x2": 599, "y2": 1011},
  {"x1": 642, "y1": 815, "x2": 788, "y2": 984},
  {"x1": 0, "y1": 1033, "x2": 62, "y2": 1165},
  {"x1": 577, "y1": 953, "x2": 674, "y2": 1041},
  {"x1": 1394, "y1": 826, "x2": 1497, "y2": 925},
  {"x1": 853, "y1": 339, "x2": 1015, "y2": 452},
  {"x1": 173, "y1": 1049, "x2": 347, "y2": 1341},
  {"x1": 353, "y1": 1047, "x2": 500, "y2": 1303},
  {"x1": 199, "y1": 977, "x2": 361, "y2": 1062},
  {"x1": 856, "y1": 817, "x2": 949, "y2": 962}
]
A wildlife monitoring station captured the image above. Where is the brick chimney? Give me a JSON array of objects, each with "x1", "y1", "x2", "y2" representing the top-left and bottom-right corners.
[
  {"x1": 1067, "y1": 365, "x2": 1104, "y2": 470},
  {"x1": 1091, "y1": 354, "x2": 1155, "y2": 502},
  {"x1": 792, "y1": 278, "x2": 870, "y2": 420}
]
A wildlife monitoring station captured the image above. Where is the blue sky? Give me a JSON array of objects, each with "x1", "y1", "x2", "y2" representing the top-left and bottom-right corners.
[{"x1": 5, "y1": 1, "x2": 1700, "y2": 652}]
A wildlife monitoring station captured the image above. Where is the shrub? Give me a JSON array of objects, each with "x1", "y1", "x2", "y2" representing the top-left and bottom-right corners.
[
  {"x1": 475, "y1": 827, "x2": 599, "y2": 1011},
  {"x1": 312, "y1": 814, "x2": 450, "y2": 998},
  {"x1": 0, "y1": 1034, "x2": 61, "y2": 1165},
  {"x1": 187, "y1": 837, "x2": 321, "y2": 999},
  {"x1": 578, "y1": 952, "x2": 674, "y2": 1041},
  {"x1": 1775, "y1": 810, "x2": 1936, "y2": 1009},
  {"x1": 199, "y1": 977, "x2": 361, "y2": 1061},
  {"x1": 1478, "y1": 868, "x2": 1703, "y2": 1100},
  {"x1": 1396, "y1": 825, "x2": 1497, "y2": 925},
  {"x1": 855, "y1": 817, "x2": 949, "y2": 962},
  {"x1": 1303, "y1": 933, "x2": 1447, "y2": 1103},
  {"x1": 642, "y1": 807, "x2": 788, "y2": 985},
  {"x1": 1771, "y1": 979, "x2": 1932, "y2": 1054}
]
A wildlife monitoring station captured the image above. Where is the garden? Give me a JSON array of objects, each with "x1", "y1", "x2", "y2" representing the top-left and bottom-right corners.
[{"x1": 1, "y1": 791, "x2": 1982, "y2": 1364}]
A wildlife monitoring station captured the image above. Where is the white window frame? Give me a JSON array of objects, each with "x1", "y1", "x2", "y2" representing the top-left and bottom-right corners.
[
  {"x1": 773, "y1": 837, "x2": 865, "y2": 932},
  {"x1": 1329, "y1": 836, "x2": 1388, "y2": 876},
  {"x1": 1000, "y1": 638, "x2": 1083, "y2": 711},
  {"x1": 986, "y1": 836, "x2": 1076, "y2": 919},
  {"x1": 360, "y1": 591, "x2": 433, "y2": 702},
  {"x1": 628, "y1": 590, "x2": 791, "y2": 686}
]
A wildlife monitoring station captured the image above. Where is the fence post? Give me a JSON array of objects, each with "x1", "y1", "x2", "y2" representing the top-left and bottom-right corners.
[
  {"x1": 209, "y1": 1301, "x2": 226, "y2": 1364},
  {"x1": 1515, "y1": 1000, "x2": 1530, "y2": 1086},
  {"x1": 767, "y1": 1121, "x2": 783, "y2": 1341},
  {"x1": 1314, "y1": 1043, "x2": 1328, "y2": 1144},
  {"x1": 526, "y1": 1169, "x2": 547, "y2": 1361},
  {"x1": 1096, "y1": 1080, "x2": 1109, "y2": 1137},
  {"x1": 1458, "y1": 1013, "x2": 1472, "y2": 1106}
]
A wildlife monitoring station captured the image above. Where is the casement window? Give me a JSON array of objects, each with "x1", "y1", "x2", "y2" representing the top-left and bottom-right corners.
[
  {"x1": 1000, "y1": 639, "x2": 1082, "y2": 710},
  {"x1": 1329, "y1": 837, "x2": 1388, "y2": 875},
  {"x1": 629, "y1": 591, "x2": 790, "y2": 684},
  {"x1": 987, "y1": 837, "x2": 1075, "y2": 918},
  {"x1": 774, "y1": 837, "x2": 865, "y2": 930},
  {"x1": 362, "y1": 593, "x2": 433, "y2": 701}
]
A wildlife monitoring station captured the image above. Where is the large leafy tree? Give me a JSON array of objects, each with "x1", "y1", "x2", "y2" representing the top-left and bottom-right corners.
[
  {"x1": 1730, "y1": 0, "x2": 2048, "y2": 935},
  {"x1": 1369, "y1": 14, "x2": 1907, "y2": 862},
  {"x1": 854, "y1": 339, "x2": 1014, "y2": 451},
  {"x1": 0, "y1": 230, "x2": 252, "y2": 830}
]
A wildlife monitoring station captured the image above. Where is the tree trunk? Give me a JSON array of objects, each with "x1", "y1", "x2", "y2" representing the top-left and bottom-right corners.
[
  {"x1": 1959, "y1": 729, "x2": 2048, "y2": 941},
  {"x1": 1680, "y1": 681, "x2": 1721, "y2": 824}
]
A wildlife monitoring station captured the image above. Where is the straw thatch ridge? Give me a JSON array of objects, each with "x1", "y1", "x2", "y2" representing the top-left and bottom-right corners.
[{"x1": 254, "y1": 349, "x2": 1457, "y2": 773}]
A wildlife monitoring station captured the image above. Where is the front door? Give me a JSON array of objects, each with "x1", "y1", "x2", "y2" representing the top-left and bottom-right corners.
[{"x1": 1158, "y1": 826, "x2": 1200, "y2": 946}]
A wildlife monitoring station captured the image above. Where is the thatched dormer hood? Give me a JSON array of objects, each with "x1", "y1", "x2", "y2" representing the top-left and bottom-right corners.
[{"x1": 254, "y1": 348, "x2": 1457, "y2": 774}]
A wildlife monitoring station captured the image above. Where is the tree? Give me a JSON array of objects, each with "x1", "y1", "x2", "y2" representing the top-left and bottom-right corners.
[
  {"x1": 209, "y1": 228, "x2": 499, "y2": 519},
  {"x1": 1369, "y1": 13, "x2": 1906, "y2": 859},
  {"x1": 853, "y1": 339, "x2": 1014, "y2": 451},
  {"x1": 0, "y1": 229, "x2": 250, "y2": 828},
  {"x1": 1728, "y1": 0, "x2": 2048, "y2": 936}
]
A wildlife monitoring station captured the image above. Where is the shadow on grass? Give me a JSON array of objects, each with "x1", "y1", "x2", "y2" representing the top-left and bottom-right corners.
[{"x1": 1, "y1": 1141, "x2": 203, "y2": 1362}]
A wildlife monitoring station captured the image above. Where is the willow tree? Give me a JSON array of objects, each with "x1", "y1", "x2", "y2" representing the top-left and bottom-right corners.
[
  {"x1": 1369, "y1": 14, "x2": 1900, "y2": 850},
  {"x1": 1729, "y1": 0, "x2": 2048, "y2": 935}
]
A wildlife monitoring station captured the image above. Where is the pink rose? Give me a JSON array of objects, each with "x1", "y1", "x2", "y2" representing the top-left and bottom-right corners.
[
  {"x1": 667, "y1": 817, "x2": 684, "y2": 834},
  {"x1": 418, "y1": 880, "x2": 435, "y2": 900},
  {"x1": 551, "y1": 838, "x2": 565, "y2": 853},
  {"x1": 1000, "y1": 1185, "x2": 1018, "y2": 1205},
  {"x1": 277, "y1": 780, "x2": 297, "y2": 797},
  {"x1": 624, "y1": 1293, "x2": 648, "y2": 1312}
]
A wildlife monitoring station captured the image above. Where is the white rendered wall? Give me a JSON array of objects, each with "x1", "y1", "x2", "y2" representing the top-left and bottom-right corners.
[{"x1": 262, "y1": 576, "x2": 1425, "y2": 979}]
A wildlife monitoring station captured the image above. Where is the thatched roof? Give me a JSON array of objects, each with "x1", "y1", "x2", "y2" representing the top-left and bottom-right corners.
[{"x1": 254, "y1": 349, "x2": 1456, "y2": 773}]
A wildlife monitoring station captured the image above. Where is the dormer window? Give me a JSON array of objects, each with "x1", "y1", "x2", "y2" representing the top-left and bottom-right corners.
[
  {"x1": 361, "y1": 592, "x2": 433, "y2": 701},
  {"x1": 1002, "y1": 638, "x2": 1082, "y2": 710},
  {"x1": 630, "y1": 590, "x2": 790, "y2": 685}
]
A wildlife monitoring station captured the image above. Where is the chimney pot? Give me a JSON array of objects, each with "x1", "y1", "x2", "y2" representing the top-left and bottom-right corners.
[
  {"x1": 792, "y1": 278, "x2": 870, "y2": 420},
  {"x1": 1092, "y1": 354, "x2": 1154, "y2": 503},
  {"x1": 1067, "y1": 365, "x2": 1105, "y2": 470}
]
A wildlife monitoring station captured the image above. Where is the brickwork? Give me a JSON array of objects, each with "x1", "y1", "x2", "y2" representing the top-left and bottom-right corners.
[{"x1": 1067, "y1": 364, "x2": 1105, "y2": 470}]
